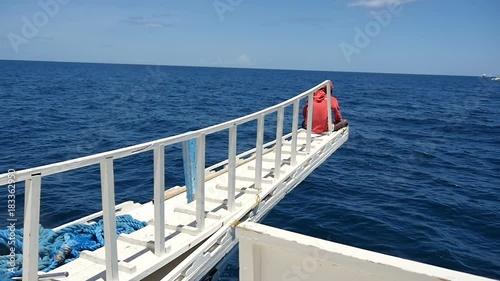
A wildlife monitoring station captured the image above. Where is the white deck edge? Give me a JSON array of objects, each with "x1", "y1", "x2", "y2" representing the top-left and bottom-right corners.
[{"x1": 236, "y1": 222, "x2": 496, "y2": 281}]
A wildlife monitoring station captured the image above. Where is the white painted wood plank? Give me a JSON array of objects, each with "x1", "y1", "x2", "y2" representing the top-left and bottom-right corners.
[
  {"x1": 255, "y1": 115, "x2": 264, "y2": 189},
  {"x1": 291, "y1": 100, "x2": 299, "y2": 166},
  {"x1": 22, "y1": 174, "x2": 41, "y2": 281},
  {"x1": 100, "y1": 157, "x2": 119, "y2": 281},
  {"x1": 306, "y1": 92, "x2": 314, "y2": 153},
  {"x1": 79, "y1": 251, "x2": 137, "y2": 273},
  {"x1": 247, "y1": 165, "x2": 276, "y2": 173},
  {"x1": 327, "y1": 80, "x2": 333, "y2": 133},
  {"x1": 174, "y1": 206, "x2": 222, "y2": 220},
  {"x1": 239, "y1": 238, "x2": 261, "y2": 281},
  {"x1": 274, "y1": 107, "x2": 284, "y2": 179},
  {"x1": 216, "y1": 184, "x2": 260, "y2": 195},
  {"x1": 153, "y1": 145, "x2": 166, "y2": 256},
  {"x1": 237, "y1": 221, "x2": 494, "y2": 281},
  {"x1": 228, "y1": 125, "x2": 237, "y2": 211},
  {"x1": 196, "y1": 134, "x2": 206, "y2": 231},
  {"x1": 205, "y1": 196, "x2": 243, "y2": 207},
  {"x1": 235, "y1": 176, "x2": 273, "y2": 184}
]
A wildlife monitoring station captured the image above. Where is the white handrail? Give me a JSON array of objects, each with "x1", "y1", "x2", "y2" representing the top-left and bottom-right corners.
[
  {"x1": 205, "y1": 131, "x2": 294, "y2": 173},
  {"x1": 0, "y1": 81, "x2": 330, "y2": 186},
  {"x1": 3, "y1": 80, "x2": 333, "y2": 281}
]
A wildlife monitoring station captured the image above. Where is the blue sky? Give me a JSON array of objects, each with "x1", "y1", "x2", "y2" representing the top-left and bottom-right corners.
[{"x1": 0, "y1": 0, "x2": 499, "y2": 76}]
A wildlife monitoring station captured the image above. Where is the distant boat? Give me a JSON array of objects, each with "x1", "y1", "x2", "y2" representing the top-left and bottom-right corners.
[
  {"x1": 492, "y1": 77, "x2": 500, "y2": 81},
  {"x1": 482, "y1": 74, "x2": 487, "y2": 78}
]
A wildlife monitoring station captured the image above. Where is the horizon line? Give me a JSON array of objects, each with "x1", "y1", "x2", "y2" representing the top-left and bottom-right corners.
[{"x1": 0, "y1": 58, "x2": 481, "y2": 78}]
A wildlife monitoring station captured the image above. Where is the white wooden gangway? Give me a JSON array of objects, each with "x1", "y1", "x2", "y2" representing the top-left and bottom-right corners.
[{"x1": 0, "y1": 81, "x2": 349, "y2": 281}]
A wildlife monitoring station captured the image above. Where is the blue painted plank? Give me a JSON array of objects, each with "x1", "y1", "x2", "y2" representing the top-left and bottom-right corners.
[{"x1": 182, "y1": 139, "x2": 197, "y2": 202}]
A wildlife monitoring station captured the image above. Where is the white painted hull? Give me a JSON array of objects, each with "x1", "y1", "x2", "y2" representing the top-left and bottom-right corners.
[{"x1": 237, "y1": 222, "x2": 496, "y2": 281}]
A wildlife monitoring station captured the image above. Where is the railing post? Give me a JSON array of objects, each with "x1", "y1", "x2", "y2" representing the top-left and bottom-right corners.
[
  {"x1": 306, "y1": 92, "x2": 314, "y2": 153},
  {"x1": 100, "y1": 157, "x2": 119, "y2": 281},
  {"x1": 22, "y1": 174, "x2": 41, "y2": 281},
  {"x1": 326, "y1": 81, "x2": 333, "y2": 134},
  {"x1": 228, "y1": 125, "x2": 237, "y2": 211},
  {"x1": 255, "y1": 116, "x2": 264, "y2": 189},
  {"x1": 291, "y1": 100, "x2": 299, "y2": 166},
  {"x1": 196, "y1": 134, "x2": 206, "y2": 231},
  {"x1": 153, "y1": 145, "x2": 166, "y2": 256},
  {"x1": 274, "y1": 107, "x2": 284, "y2": 179}
]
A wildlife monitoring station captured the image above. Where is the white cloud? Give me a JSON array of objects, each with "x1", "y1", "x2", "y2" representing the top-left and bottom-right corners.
[
  {"x1": 349, "y1": 0, "x2": 415, "y2": 8},
  {"x1": 236, "y1": 54, "x2": 252, "y2": 67},
  {"x1": 144, "y1": 23, "x2": 163, "y2": 28},
  {"x1": 198, "y1": 55, "x2": 252, "y2": 67},
  {"x1": 121, "y1": 16, "x2": 170, "y2": 28}
]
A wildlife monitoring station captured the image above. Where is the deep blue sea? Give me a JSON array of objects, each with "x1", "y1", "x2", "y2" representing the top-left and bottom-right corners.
[{"x1": 0, "y1": 60, "x2": 499, "y2": 280}]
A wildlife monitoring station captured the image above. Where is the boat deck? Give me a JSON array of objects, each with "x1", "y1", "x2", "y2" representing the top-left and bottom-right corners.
[{"x1": 48, "y1": 128, "x2": 349, "y2": 280}]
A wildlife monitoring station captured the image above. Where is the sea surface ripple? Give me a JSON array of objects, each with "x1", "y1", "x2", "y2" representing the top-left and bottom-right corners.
[{"x1": 0, "y1": 61, "x2": 498, "y2": 280}]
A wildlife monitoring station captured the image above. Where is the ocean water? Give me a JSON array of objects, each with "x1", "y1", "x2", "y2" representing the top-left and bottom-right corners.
[{"x1": 0, "y1": 60, "x2": 499, "y2": 280}]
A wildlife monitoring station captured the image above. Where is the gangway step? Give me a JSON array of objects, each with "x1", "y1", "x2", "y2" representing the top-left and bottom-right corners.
[
  {"x1": 297, "y1": 135, "x2": 324, "y2": 141},
  {"x1": 165, "y1": 224, "x2": 200, "y2": 235},
  {"x1": 117, "y1": 225, "x2": 174, "y2": 252},
  {"x1": 216, "y1": 184, "x2": 259, "y2": 194},
  {"x1": 247, "y1": 166, "x2": 278, "y2": 173},
  {"x1": 235, "y1": 175, "x2": 273, "y2": 184},
  {"x1": 174, "y1": 206, "x2": 223, "y2": 219},
  {"x1": 281, "y1": 150, "x2": 308, "y2": 155},
  {"x1": 118, "y1": 235, "x2": 171, "y2": 255},
  {"x1": 247, "y1": 165, "x2": 291, "y2": 174},
  {"x1": 206, "y1": 196, "x2": 244, "y2": 207},
  {"x1": 80, "y1": 250, "x2": 137, "y2": 274},
  {"x1": 262, "y1": 157, "x2": 290, "y2": 165},
  {"x1": 282, "y1": 143, "x2": 315, "y2": 149}
]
